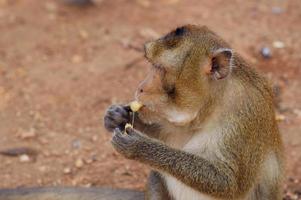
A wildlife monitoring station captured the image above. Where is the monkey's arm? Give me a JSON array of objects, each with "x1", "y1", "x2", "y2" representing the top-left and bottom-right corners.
[
  {"x1": 111, "y1": 128, "x2": 253, "y2": 199},
  {"x1": 145, "y1": 171, "x2": 171, "y2": 200}
]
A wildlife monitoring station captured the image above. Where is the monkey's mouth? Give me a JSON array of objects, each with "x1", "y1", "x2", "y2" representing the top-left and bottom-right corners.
[
  {"x1": 144, "y1": 55, "x2": 165, "y2": 71},
  {"x1": 136, "y1": 104, "x2": 162, "y2": 124}
]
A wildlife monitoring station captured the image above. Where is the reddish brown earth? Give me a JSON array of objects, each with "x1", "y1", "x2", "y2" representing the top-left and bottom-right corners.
[{"x1": 0, "y1": 0, "x2": 300, "y2": 199}]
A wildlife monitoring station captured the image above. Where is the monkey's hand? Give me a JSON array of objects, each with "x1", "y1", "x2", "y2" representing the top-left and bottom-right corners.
[
  {"x1": 104, "y1": 105, "x2": 131, "y2": 132},
  {"x1": 111, "y1": 127, "x2": 148, "y2": 159}
]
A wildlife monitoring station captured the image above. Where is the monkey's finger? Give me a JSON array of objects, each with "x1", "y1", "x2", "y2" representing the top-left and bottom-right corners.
[
  {"x1": 113, "y1": 128, "x2": 134, "y2": 145},
  {"x1": 115, "y1": 106, "x2": 131, "y2": 118},
  {"x1": 111, "y1": 129, "x2": 130, "y2": 152},
  {"x1": 104, "y1": 116, "x2": 120, "y2": 131},
  {"x1": 125, "y1": 126, "x2": 135, "y2": 136},
  {"x1": 125, "y1": 127, "x2": 144, "y2": 140},
  {"x1": 108, "y1": 105, "x2": 129, "y2": 115},
  {"x1": 123, "y1": 105, "x2": 131, "y2": 112},
  {"x1": 106, "y1": 109, "x2": 130, "y2": 122},
  {"x1": 105, "y1": 112, "x2": 128, "y2": 125}
]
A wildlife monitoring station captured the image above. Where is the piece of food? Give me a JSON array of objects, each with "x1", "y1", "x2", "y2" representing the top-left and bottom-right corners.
[
  {"x1": 125, "y1": 123, "x2": 133, "y2": 130},
  {"x1": 124, "y1": 123, "x2": 133, "y2": 134},
  {"x1": 130, "y1": 101, "x2": 143, "y2": 112}
]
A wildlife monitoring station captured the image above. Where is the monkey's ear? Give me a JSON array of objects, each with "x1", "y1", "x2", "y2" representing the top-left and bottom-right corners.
[{"x1": 207, "y1": 48, "x2": 233, "y2": 80}]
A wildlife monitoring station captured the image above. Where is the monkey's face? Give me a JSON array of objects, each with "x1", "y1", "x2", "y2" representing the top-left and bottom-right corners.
[
  {"x1": 136, "y1": 25, "x2": 232, "y2": 126},
  {"x1": 135, "y1": 26, "x2": 201, "y2": 126}
]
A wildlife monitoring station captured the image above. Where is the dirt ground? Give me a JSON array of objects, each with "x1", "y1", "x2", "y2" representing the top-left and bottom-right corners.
[{"x1": 0, "y1": 0, "x2": 300, "y2": 199}]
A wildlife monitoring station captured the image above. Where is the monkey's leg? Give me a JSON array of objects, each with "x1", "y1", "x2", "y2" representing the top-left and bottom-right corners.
[
  {"x1": 0, "y1": 187, "x2": 144, "y2": 200},
  {"x1": 145, "y1": 171, "x2": 172, "y2": 200}
]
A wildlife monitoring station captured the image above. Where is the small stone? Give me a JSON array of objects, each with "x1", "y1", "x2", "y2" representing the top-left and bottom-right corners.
[
  {"x1": 71, "y1": 55, "x2": 83, "y2": 64},
  {"x1": 71, "y1": 179, "x2": 78, "y2": 186},
  {"x1": 85, "y1": 158, "x2": 93, "y2": 164},
  {"x1": 39, "y1": 166, "x2": 47, "y2": 172},
  {"x1": 63, "y1": 167, "x2": 71, "y2": 174},
  {"x1": 19, "y1": 128, "x2": 36, "y2": 139},
  {"x1": 260, "y1": 47, "x2": 272, "y2": 59},
  {"x1": 48, "y1": 13, "x2": 57, "y2": 21},
  {"x1": 79, "y1": 30, "x2": 89, "y2": 39},
  {"x1": 19, "y1": 154, "x2": 30, "y2": 162},
  {"x1": 293, "y1": 109, "x2": 301, "y2": 117},
  {"x1": 91, "y1": 135, "x2": 98, "y2": 142},
  {"x1": 75, "y1": 158, "x2": 84, "y2": 168},
  {"x1": 273, "y1": 41, "x2": 285, "y2": 49},
  {"x1": 72, "y1": 139, "x2": 81, "y2": 149},
  {"x1": 16, "y1": 111, "x2": 21, "y2": 117},
  {"x1": 271, "y1": 6, "x2": 284, "y2": 15},
  {"x1": 275, "y1": 113, "x2": 286, "y2": 121},
  {"x1": 136, "y1": 0, "x2": 150, "y2": 7},
  {"x1": 84, "y1": 183, "x2": 92, "y2": 187}
]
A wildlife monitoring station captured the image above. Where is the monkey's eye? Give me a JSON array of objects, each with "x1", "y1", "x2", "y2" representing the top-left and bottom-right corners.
[
  {"x1": 163, "y1": 85, "x2": 176, "y2": 98},
  {"x1": 174, "y1": 27, "x2": 186, "y2": 36},
  {"x1": 164, "y1": 38, "x2": 180, "y2": 49}
]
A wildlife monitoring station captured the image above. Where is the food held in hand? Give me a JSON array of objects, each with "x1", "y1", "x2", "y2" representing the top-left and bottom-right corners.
[
  {"x1": 125, "y1": 123, "x2": 133, "y2": 130},
  {"x1": 130, "y1": 101, "x2": 143, "y2": 112}
]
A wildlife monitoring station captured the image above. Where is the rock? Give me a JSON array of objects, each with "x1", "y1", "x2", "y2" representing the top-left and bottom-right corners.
[
  {"x1": 273, "y1": 41, "x2": 285, "y2": 49},
  {"x1": 271, "y1": 6, "x2": 284, "y2": 15},
  {"x1": 38, "y1": 166, "x2": 47, "y2": 172},
  {"x1": 75, "y1": 158, "x2": 84, "y2": 168},
  {"x1": 260, "y1": 47, "x2": 272, "y2": 59},
  {"x1": 79, "y1": 30, "x2": 89, "y2": 39},
  {"x1": 63, "y1": 167, "x2": 72, "y2": 174},
  {"x1": 72, "y1": 139, "x2": 81, "y2": 149},
  {"x1": 84, "y1": 183, "x2": 92, "y2": 187},
  {"x1": 293, "y1": 109, "x2": 301, "y2": 118},
  {"x1": 84, "y1": 158, "x2": 93, "y2": 164},
  {"x1": 19, "y1": 154, "x2": 30, "y2": 162},
  {"x1": 91, "y1": 135, "x2": 98, "y2": 142},
  {"x1": 19, "y1": 128, "x2": 36, "y2": 139},
  {"x1": 275, "y1": 113, "x2": 286, "y2": 121},
  {"x1": 71, "y1": 55, "x2": 83, "y2": 64}
]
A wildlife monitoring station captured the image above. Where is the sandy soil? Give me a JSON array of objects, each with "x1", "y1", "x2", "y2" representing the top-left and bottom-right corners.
[{"x1": 0, "y1": 0, "x2": 300, "y2": 199}]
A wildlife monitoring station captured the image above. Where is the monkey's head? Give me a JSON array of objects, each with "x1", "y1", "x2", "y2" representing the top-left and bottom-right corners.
[{"x1": 136, "y1": 25, "x2": 234, "y2": 126}]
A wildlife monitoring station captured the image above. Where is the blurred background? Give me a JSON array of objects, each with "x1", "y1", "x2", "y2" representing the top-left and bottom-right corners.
[{"x1": 0, "y1": 0, "x2": 300, "y2": 199}]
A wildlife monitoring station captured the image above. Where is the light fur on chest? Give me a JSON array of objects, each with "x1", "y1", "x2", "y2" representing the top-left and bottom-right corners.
[
  {"x1": 162, "y1": 128, "x2": 223, "y2": 200},
  {"x1": 164, "y1": 174, "x2": 216, "y2": 200}
]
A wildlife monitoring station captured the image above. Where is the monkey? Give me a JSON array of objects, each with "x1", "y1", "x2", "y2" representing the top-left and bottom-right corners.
[
  {"x1": 0, "y1": 25, "x2": 284, "y2": 200},
  {"x1": 105, "y1": 25, "x2": 285, "y2": 200}
]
